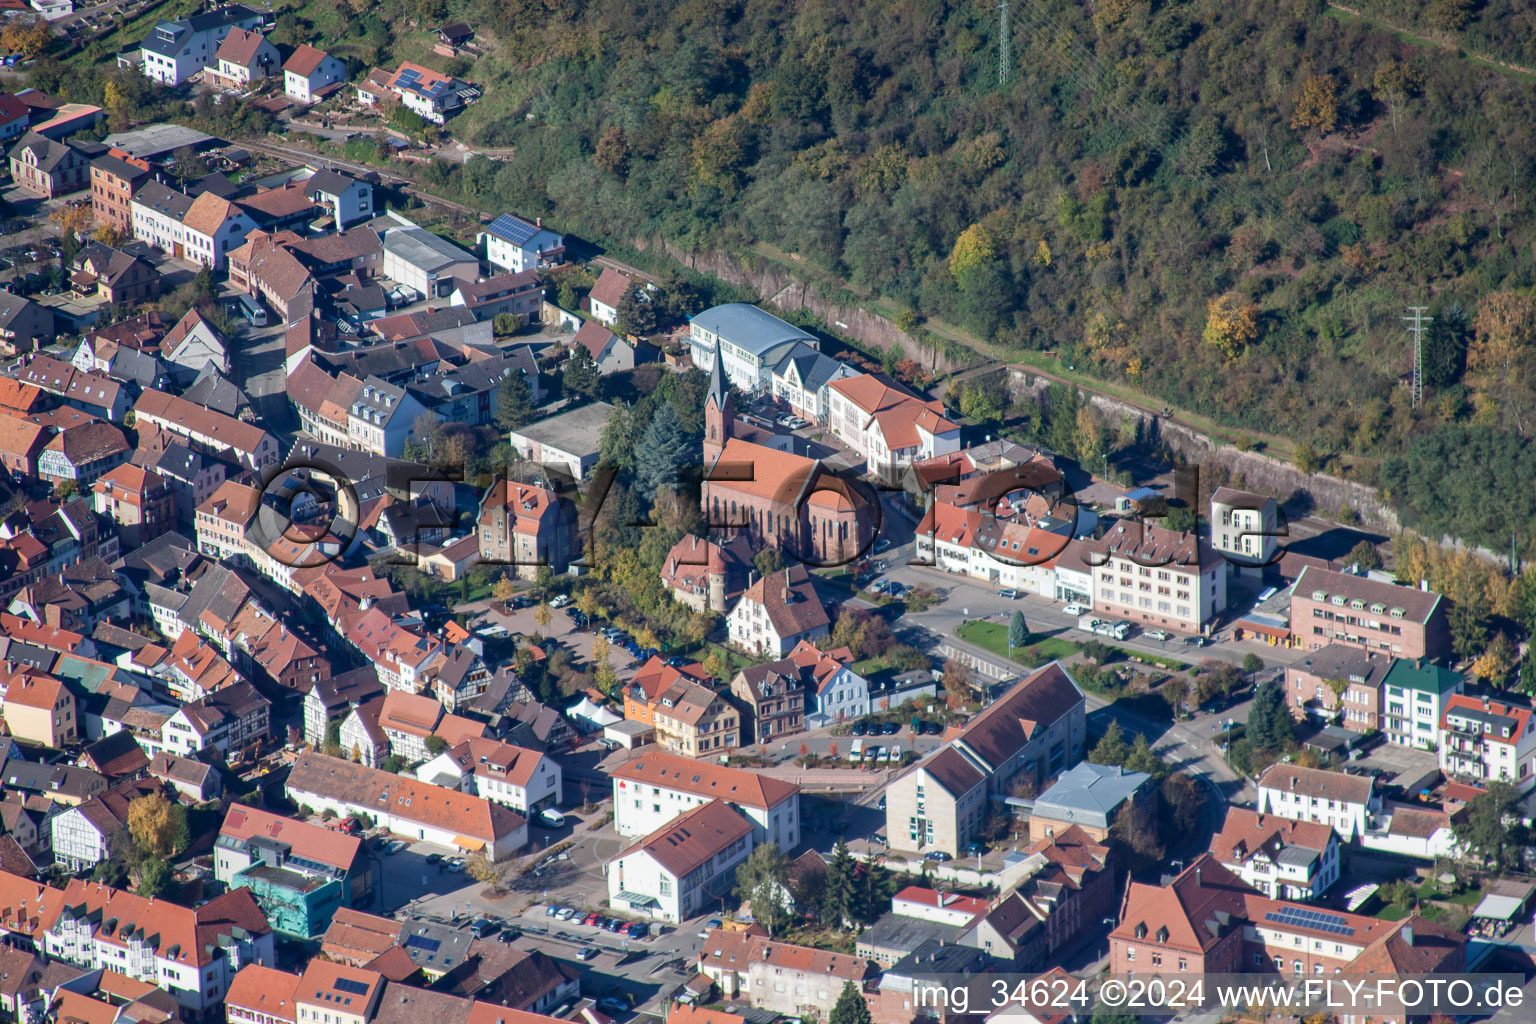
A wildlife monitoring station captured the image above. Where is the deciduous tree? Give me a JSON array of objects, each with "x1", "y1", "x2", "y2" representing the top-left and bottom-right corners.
[
  {"x1": 734, "y1": 844, "x2": 792, "y2": 936},
  {"x1": 1290, "y1": 74, "x2": 1338, "y2": 134},
  {"x1": 1203, "y1": 293, "x2": 1259, "y2": 358}
]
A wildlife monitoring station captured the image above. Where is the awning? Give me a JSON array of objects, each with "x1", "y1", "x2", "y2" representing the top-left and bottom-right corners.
[
  {"x1": 1472, "y1": 894, "x2": 1524, "y2": 921},
  {"x1": 453, "y1": 836, "x2": 485, "y2": 851},
  {"x1": 617, "y1": 891, "x2": 658, "y2": 908}
]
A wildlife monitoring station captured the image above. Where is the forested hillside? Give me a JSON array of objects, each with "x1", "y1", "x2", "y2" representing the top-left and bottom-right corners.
[{"x1": 32, "y1": 0, "x2": 1536, "y2": 549}]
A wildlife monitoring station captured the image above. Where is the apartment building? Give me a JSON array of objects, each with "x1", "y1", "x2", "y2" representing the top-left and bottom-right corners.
[
  {"x1": 1209, "y1": 486, "x2": 1283, "y2": 574},
  {"x1": 1256, "y1": 764, "x2": 1380, "y2": 841},
  {"x1": 826, "y1": 373, "x2": 961, "y2": 485},
  {"x1": 475, "y1": 478, "x2": 574, "y2": 581},
  {"x1": 411, "y1": 737, "x2": 561, "y2": 815},
  {"x1": 606, "y1": 799, "x2": 754, "y2": 922},
  {"x1": 1284, "y1": 643, "x2": 1393, "y2": 733},
  {"x1": 1210, "y1": 807, "x2": 1340, "y2": 902},
  {"x1": 1087, "y1": 519, "x2": 1227, "y2": 635},
  {"x1": 609, "y1": 751, "x2": 801, "y2": 852},
  {"x1": 1438, "y1": 693, "x2": 1536, "y2": 792},
  {"x1": 698, "y1": 930, "x2": 877, "y2": 1020},
  {"x1": 1290, "y1": 565, "x2": 1449, "y2": 660},
  {"x1": 1380, "y1": 658, "x2": 1463, "y2": 750}
]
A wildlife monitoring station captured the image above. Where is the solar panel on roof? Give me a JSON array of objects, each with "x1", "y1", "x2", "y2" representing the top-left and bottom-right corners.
[
  {"x1": 488, "y1": 214, "x2": 540, "y2": 246},
  {"x1": 404, "y1": 934, "x2": 441, "y2": 952},
  {"x1": 1263, "y1": 907, "x2": 1355, "y2": 936},
  {"x1": 334, "y1": 979, "x2": 370, "y2": 996}
]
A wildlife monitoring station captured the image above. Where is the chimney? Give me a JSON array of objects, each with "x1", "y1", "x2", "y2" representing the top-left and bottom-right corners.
[
  {"x1": 536, "y1": 217, "x2": 542, "y2": 228},
  {"x1": 1290, "y1": 775, "x2": 1297, "y2": 790},
  {"x1": 1195, "y1": 867, "x2": 1202, "y2": 887}
]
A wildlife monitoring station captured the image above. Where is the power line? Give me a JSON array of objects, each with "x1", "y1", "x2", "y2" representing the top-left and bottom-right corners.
[{"x1": 1402, "y1": 306, "x2": 1431, "y2": 408}]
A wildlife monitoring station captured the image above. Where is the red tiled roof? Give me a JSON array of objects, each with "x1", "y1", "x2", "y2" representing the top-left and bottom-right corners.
[
  {"x1": 220, "y1": 803, "x2": 363, "y2": 871},
  {"x1": 609, "y1": 750, "x2": 799, "y2": 810}
]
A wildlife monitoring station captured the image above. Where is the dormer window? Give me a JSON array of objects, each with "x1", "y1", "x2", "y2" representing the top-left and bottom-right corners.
[{"x1": 1134, "y1": 922, "x2": 1147, "y2": 940}]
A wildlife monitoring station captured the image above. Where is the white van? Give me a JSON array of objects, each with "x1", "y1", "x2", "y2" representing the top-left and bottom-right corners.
[
  {"x1": 848, "y1": 739, "x2": 864, "y2": 763},
  {"x1": 536, "y1": 809, "x2": 566, "y2": 828}
]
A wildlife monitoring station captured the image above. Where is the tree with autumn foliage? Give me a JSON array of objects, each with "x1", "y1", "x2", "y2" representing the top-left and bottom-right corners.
[
  {"x1": 1203, "y1": 293, "x2": 1259, "y2": 358},
  {"x1": 1290, "y1": 73, "x2": 1338, "y2": 134},
  {"x1": 1468, "y1": 290, "x2": 1536, "y2": 436}
]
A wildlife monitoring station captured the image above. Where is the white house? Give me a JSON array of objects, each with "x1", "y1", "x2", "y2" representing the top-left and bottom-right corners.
[
  {"x1": 381, "y1": 225, "x2": 478, "y2": 300},
  {"x1": 163, "y1": 307, "x2": 229, "y2": 377},
  {"x1": 1210, "y1": 807, "x2": 1340, "y2": 902},
  {"x1": 826, "y1": 373, "x2": 961, "y2": 485},
  {"x1": 384, "y1": 61, "x2": 479, "y2": 124},
  {"x1": 1359, "y1": 804, "x2": 1459, "y2": 861},
  {"x1": 412, "y1": 737, "x2": 561, "y2": 815},
  {"x1": 609, "y1": 750, "x2": 801, "y2": 853},
  {"x1": 132, "y1": 4, "x2": 264, "y2": 85},
  {"x1": 480, "y1": 213, "x2": 565, "y2": 274},
  {"x1": 606, "y1": 799, "x2": 754, "y2": 923},
  {"x1": 181, "y1": 192, "x2": 257, "y2": 271},
  {"x1": 1087, "y1": 518, "x2": 1227, "y2": 636},
  {"x1": 1438, "y1": 693, "x2": 1536, "y2": 792},
  {"x1": 130, "y1": 181, "x2": 192, "y2": 259},
  {"x1": 302, "y1": 169, "x2": 373, "y2": 229},
  {"x1": 770, "y1": 343, "x2": 857, "y2": 424},
  {"x1": 210, "y1": 28, "x2": 278, "y2": 90},
  {"x1": 1381, "y1": 658, "x2": 1463, "y2": 750},
  {"x1": 1255, "y1": 764, "x2": 1380, "y2": 841},
  {"x1": 347, "y1": 376, "x2": 433, "y2": 458},
  {"x1": 586, "y1": 267, "x2": 629, "y2": 327},
  {"x1": 44, "y1": 880, "x2": 275, "y2": 1012},
  {"x1": 726, "y1": 564, "x2": 830, "y2": 657},
  {"x1": 50, "y1": 798, "x2": 125, "y2": 871},
  {"x1": 1209, "y1": 486, "x2": 1283, "y2": 575},
  {"x1": 285, "y1": 750, "x2": 527, "y2": 861},
  {"x1": 689, "y1": 303, "x2": 817, "y2": 394},
  {"x1": 282, "y1": 45, "x2": 347, "y2": 104},
  {"x1": 791, "y1": 640, "x2": 870, "y2": 727}
]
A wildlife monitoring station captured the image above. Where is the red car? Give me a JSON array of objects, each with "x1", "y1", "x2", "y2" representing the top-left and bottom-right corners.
[{"x1": 583, "y1": 912, "x2": 602, "y2": 927}]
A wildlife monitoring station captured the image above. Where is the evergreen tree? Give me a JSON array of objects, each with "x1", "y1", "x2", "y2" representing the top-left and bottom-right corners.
[
  {"x1": 734, "y1": 844, "x2": 792, "y2": 936},
  {"x1": 1008, "y1": 610, "x2": 1029, "y2": 651},
  {"x1": 599, "y1": 401, "x2": 639, "y2": 471},
  {"x1": 830, "y1": 981, "x2": 873, "y2": 1024},
  {"x1": 853, "y1": 861, "x2": 891, "y2": 925},
  {"x1": 563, "y1": 345, "x2": 601, "y2": 402},
  {"x1": 616, "y1": 287, "x2": 657, "y2": 335},
  {"x1": 1454, "y1": 781, "x2": 1528, "y2": 872},
  {"x1": 1089, "y1": 719, "x2": 1130, "y2": 766},
  {"x1": 495, "y1": 370, "x2": 537, "y2": 431},
  {"x1": 1247, "y1": 679, "x2": 1293, "y2": 750},
  {"x1": 823, "y1": 839, "x2": 857, "y2": 928},
  {"x1": 1124, "y1": 733, "x2": 1165, "y2": 781},
  {"x1": 633, "y1": 402, "x2": 691, "y2": 507}
]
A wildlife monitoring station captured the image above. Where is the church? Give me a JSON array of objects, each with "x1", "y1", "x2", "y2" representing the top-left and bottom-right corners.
[{"x1": 700, "y1": 356, "x2": 873, "y2": 567}]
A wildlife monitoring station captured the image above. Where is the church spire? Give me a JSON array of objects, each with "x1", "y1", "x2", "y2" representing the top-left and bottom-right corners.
[
  {"x1": 706, "y1": 350, "x2": 728, "y2": 412},
  {"x1": 703, "y1": 351, "x2": 733, "y2": 466}
]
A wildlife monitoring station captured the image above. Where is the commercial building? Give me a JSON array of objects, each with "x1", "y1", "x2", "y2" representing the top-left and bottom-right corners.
[
  {"x1": 609, "y1": 750, "x2": 801, "y2": 852},
  {"x1": 606, "y1": 799, "x2": 754, "y2": 922},
  {"x1": 1290, "y1": 566, "x2": 1448, "y2": 660},
  {"x1": 688, "y1": 304, "x2": 817, "y2": 394},
  {"x1": 216, "y1": 804, "x2": 376, "y2": 937},
  {"x1": 1087, "y1": 519, "x2": 1227, "y2": 636},
  {"x1": 506, "y1": 403, "x2": 612, "y2": 483}
]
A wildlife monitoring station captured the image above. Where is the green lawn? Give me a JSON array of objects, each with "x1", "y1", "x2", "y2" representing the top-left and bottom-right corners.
[{"x1": 955, "y1": 621, "x2": 1081, "y2": 668}]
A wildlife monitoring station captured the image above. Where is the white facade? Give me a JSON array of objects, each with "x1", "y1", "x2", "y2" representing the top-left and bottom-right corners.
[
  {"x1": 306, "y1": 177, "x2": 373, "y2": 229},
  {"x1": 825, "y1": 386, "x2": 961, "y2": 485},
  {"x1": 338, "y1": 709, "x2": 384, "y2": 767},
  {"x1": 1223, "y1": 834, "x2": 1341, "y2": 902},
  {"x1": 1437, "y1": 697, "x2": 1536, "y2": 792},
  {"x1": 1256, "y1": 778, "x2": 1377, "y2": 842},
  {"x1": 130, "y1": 196, "x2": 185, "y2": 257},
  {"x1": 414, "y1": 749, "x2": 562, "y2": 814},
  {"x1": 1210, "y1": 488, "x2": 1282, "y2": 574},
  {"x1": 137, "y1": 9, "x2": 264, "y2": 86},
  {"x1": 284, "y1": 779, "x2": 527, "y2": 861},
  {"x1": 611, "y1": 777, "x2": 800, "y2": 854},
  {"x1": 607, "y1": 831, "x2": 752, "y2": 923},
  {"x1": 726, "y1": 595, "x2": 828, "y2": 657},
  {"x1": 183, "y1": 206, "x2": 257, "y2": 271},
  {"x1": 44, "y1": 900, "x2": 274, "y2": 1012},
  {"x1": 50, "y1": 805, "x2": 117, "y2": 870},
  {"x1": 807, "y1": 664, "x2": 870, "y2": 727},
  {"x1": 1090, "y1": 550, "x2": 1227, "y2": 636},
  {"x1": 482, "y1": 220, "x2": 564, "y2": 274},
  {"x1": 284, "y1": 54, "x2": 347, "y2": 103}
]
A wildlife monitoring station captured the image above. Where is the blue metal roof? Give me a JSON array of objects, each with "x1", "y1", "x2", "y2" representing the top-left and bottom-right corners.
[{"x1": 690, "y1": 303, "x2": 814, "y2": 357}]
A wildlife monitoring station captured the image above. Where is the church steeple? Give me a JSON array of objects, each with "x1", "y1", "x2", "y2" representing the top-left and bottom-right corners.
[{"x1": 703, "y1": 352, "x2": 733, "y2": 465}]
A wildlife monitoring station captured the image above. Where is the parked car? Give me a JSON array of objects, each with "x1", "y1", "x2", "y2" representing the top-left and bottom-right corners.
[
  {"x1": 965, "y1": 841, "x2": 987, "y2": 855},
  {"x1": 605, "y1": 918, "x2": 625, "y2": 932},
  {"x1": 864, "y1": 746, "x2": 881, "y2": 763},
  {"x1": 597, "y1": 998, "x2": 630, "y2": 1014},
  {"x1": 1063, "y1": 603, "x2": 1087, "y2": 616},
  {"x1": 537, "y1": 809, "x2": 567, "y2": 828},
  {"x1": 623, "y1": 922, "x2": 649, "y2": 939},
  {"x1": 388, "y1": 840, "x2": 407, "y2": 854},
  {"x1": 888, "y1": 745, "x2": 902, "y2": 763},
  {"x1": 874, "y1": 538, "x2": 892, "y2": 553},
  {"x1": 924, "y1": 851, "x2": 952, "y2": 862},
  {"x1": 584, "y1": 912, "x2": 602, "y2": 927},
  {"x1": 578, "y1": 947, "x2": 598, "y2": 961},
  {"x1": 881, "y1": 721, "x2": 901, "y2": 736},
  {"x1": 1185, "y1": 635, "x2": 1210, "y2": 647},
  {"x1": 998, "y1": 588, "x2": 1020, "y2": 599},
  {"x1": 426, "y1": 853, "x2": 443, "y2": 866},
  {"x1": 555, "y1": 907, "x2": 577, "y2": 921},
  {"x1": 851, "y1": 721, "x2": 869, "y2": 736},
  {"x1": 1145, "y1": 629, "x2": 1170, "y2": 641},
  {"x1": 550, "y1": 594, "x2": 571, "y2": 607},
  {"x1": 470, "y1": 918, "x2": 500, "y2": 938},
  {"x1": 446, "y1": 858, "x2": 466, "y2": 872},
  {"x1": 546, "y1": 905, "x2": 563, "y2": 917}
]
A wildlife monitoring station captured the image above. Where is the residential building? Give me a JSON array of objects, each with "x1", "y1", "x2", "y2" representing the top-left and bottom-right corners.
[
  {"x1": 412, "y1": 737, "x2": 561, "y2": 815},
  {"x1": 92, "y1": 463, "x2": 174, "y2": 547},
  {"x1": 688, "y1": 303, "x2": 817, "y2": 394},
  {"x1": 1381, "y1": 657, "x2": 1463, "y2": 750},
  {"x1": 375, "y1": 690, "x2": 486, "y2": 765},
  {"x1": 1209, "y1": 486, "x2": 1283, "y2": 574},
  {"x1": 887, "y1": 662, "x2": 1086, "y2": 857},
  {"x1": 41, "y1": 879, "x2": 276, "y2": 1011},
  {"x1": 216, "y1": 803, "x2": 375, "y2": 938},
  {"x1": 587, "y1": 267, "x2": 630, "y2": 326},
  {"x1": 0, "y1": 293, "x2": 54, "y2": 358},
  {"x1": 294, "y1": 961, "x2": 384, "y2": 1024},
  {"x1": 826, "y1": 373, "x2": 961, "y2": 485},
  {"x1": 449, "y1": 271, "x2": 543, "y2": 321},
  {"x1": 971, "y1": 827, "x2": 1114, "y2": 967},
  {"x1": 1290, "y1": 565, "x2": 1449, "y2": 660},
  {"x1": 132, "y1": 4, "x2": 264, "y2": 85},
  {"x1": 1211, "y1": 807, "x2": 1340, "y2": 902},
  {"x1": 726, "y1": 564, "x2": 830, "y2": 656},
  {"x1": 1109, "y1": 855, "x2": 1463, "y2": 987},
  {"x1": 571, "y1": 321, "x2": 634, "y2": 375},
  {"x1": 303, "y1": 169, "x2": 373, "y2": 228},
  {"x1": 89, "y1": 152, "x2": 152, "y2": 237},
  {"x1": 480, "y1": 214, "x2": 565, "y2": 274},
  {"x1": 193, "y1": 479, "x2": 261, "y2": 564},
  {"x1": 381, "y1": 225, "x2": 478, "y2": 299},
  {"x1": 284, "y1": 751, "x2": 527, "y2": 861},
  {"x1": 876, "y1": 941, "x2": 999, "y2": 1024},
  {"x1": 769, "y1": 343, "x2": 857, "y2": 425},
  {"x1": 162, "y1": 307, "x2": 230, "y2": 377},
  {"x1": 1086, "y1": 518, "x2": 1227, "y2": 635},
  {"x1": 1438, "y1": 693, "x2": 1536, "y2": 791},
  {"x1": 347, "y1": 376, "x2": 432, "y2": 458},
  {"x1": 147, "y1": 752, "x2": 221, "y2": 802},
  {"x1": 161, "y1": 682, "x2": 271, "y2": 759},
  {"x1": 337, "y1": 698, "x2": 389, "y2": 768},
  {"x1": 49, "y1": 783, "x2": 148, "y2": 871},
  {"x1": 226, "y1": 964, "x2": 301, "y2": 1024},
  {"x1": 1028, "y1": 761, "x2": 1151, "y2": 843},
  {"x1": 606, "y1": 799, "x2": 754, "y2": 922},
  {"x1": 659, "y1": 533, "x2": 752, "y2": 614},
  {"x1": 0, "y1": 671, "x2": 76, "y2": 747},
  {"x1": 609, "y1": 750, "x2": 801, "y2": 852},
  {"x1": 129, "y1": 180, "x2": 192, "y2": 259},
  {"x1": 134, "y1": 389, "x2": 280, "y2": 471},
  {"x1": 0, "y1": 94, "x2": 28, "y2": 141},
  {"x1": 67, "y1": 244, "x2": 159, "y2": 306},
  {"x1": 17, "y1": 353, "x2": 130, "y2": 421},
  {"x1": 180, "y1": 191, "x2": 257, "y2": 270},
  {"x1": 283, "y1": 45, "x2": 347, "y2": 103},
  {"x1": 209, "y1": 28, "x2": 278, "y2": 89},
  {"x1": 1255, "y1": 764, "x2": 1380, "y2": 840},
  {"x1": 729, "y1": 660, "x2": 806, "y2": 743},
  {"x1": 384, "y1": 62, "x2": 479, "y2": 124},
  {"x1": 649, "y1": 676, "x2": 739, "y2": 758},
  {"x1": 697, "y1": 929, "x2": 877, "y2": 1020},
  {"x1": 475, "y1": 478, "x2": 575, "y2": 580},
  {"x1": 790, "y1": 640, "x2": 869, "y2": 727},
  {"x1": 1285, "y1": 644, "x2": 1394, "y2": 733},
  {"x1": 6, "y1": 132, "x2": 90, "y2": 198},
  {"x1": 506, "y1": 402, "x2": 611, "y2": 483}
]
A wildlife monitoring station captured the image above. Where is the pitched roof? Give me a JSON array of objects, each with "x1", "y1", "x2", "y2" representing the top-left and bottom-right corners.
[
  {"x1": 1210, "y1": 807, "x2": 1335, "y2": 869},
  {"x1": 954, "y1": 661, "x2": 1083, "y2": 773},
  {"x1": 181, "y1": 192, "x2": 243, "y2": 238},
  {"x1": 1257, "y1": 763, "x2": 1375, "y2": 805},
  {"x1": 215, "y1": 27, "x2": 271, "y2": 67},
  {"x1": 698, "y1": 929, "x2": 873, "y2": 981},
  {"x1": 283, "y1": 44, "x2": 332, "y2": 77},
  {"x1": 737, "y1": 564, "x2": 828, "y2": 640},
  {"x1": 220, "y1": 803, "x2": 362, "y2": 871},
  {"x1": 573, "y1": 320, "x2": 618, "y2": 360},
  {"x1": 609, "y1": 750, "x2": 800, "y2": 810},
  {"x1": 615, "y1": 799, "x2": 753, "y2": 878},
  {"x1": 588, "y1": 268, "x2": 631, "y2": 309},
  {"x1": 43, "y1": 879, "x2": 271, "y2": 967},
  {"x1": 286, "y1": 751, "x2": 523, "y2": 846},
  {"x1": 226, "y1": 964, "x2": 301, "y2": 1020},
  {"x1": 691, "y1": 304, "x2": 814, "y2": 357},
  {"x1": 1293, "y1": 565, "x2": 1443, "y2": 623},
  {"x1": 134, "y1": 389, "x2": 270, "y2": 456},
  {"x1": 909, "y1": 744, "x2": 986, "y2": 797}
]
